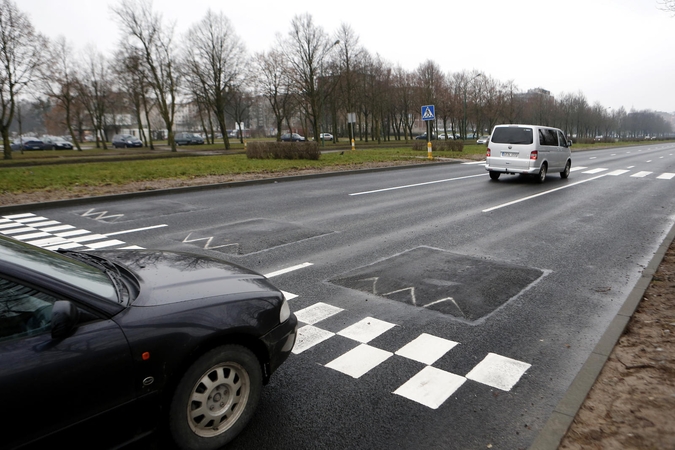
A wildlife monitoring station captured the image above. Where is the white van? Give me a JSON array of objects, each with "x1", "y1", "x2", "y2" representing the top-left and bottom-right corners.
[{"x1": 485, "y1": 124, "x2": 572, "y2": 182}]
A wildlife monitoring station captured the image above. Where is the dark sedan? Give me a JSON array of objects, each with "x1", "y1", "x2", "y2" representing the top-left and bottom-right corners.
[
  {"x1": 112, "y1": 134, "x2": 143, "y2": 148},
  {"x1": 10, "y1": 137, "x2": 46, "y2": 150},
  {"x1": 280, "y1": 133, "x2": 306, "y2": 142},
  {"x1": 41, "y1": 136, "x2": 74, "y2": 150},
  {"x1": 175, "y1": 132, "x2": 205, "y2": 145},
  {"x1": 0, "y1": 234, "x2": 297, "y2": 450}
]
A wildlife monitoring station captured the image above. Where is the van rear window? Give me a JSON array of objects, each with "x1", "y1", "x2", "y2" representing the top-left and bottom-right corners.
[{"x1": 491, "y1": 128, "x2": 533, "y2": 145}]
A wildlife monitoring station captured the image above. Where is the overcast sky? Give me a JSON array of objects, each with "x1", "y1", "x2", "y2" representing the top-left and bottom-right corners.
[{"x1": 20, "y1": 0, "x2": 675, "y2": 113}]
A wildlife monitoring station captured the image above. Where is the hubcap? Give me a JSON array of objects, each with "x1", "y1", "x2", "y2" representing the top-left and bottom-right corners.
[{"x1": 186, "y1": 362, "x2": 250, "y2": 437}]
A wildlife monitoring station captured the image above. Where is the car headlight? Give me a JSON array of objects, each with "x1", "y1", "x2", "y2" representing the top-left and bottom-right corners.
[{"x1": 279, "y1": 297, "x2": 291, "y2": 323}]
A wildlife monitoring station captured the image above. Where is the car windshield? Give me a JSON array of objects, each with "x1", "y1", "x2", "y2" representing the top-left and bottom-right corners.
[
  {"x1": 491, "y1": 127, "x2": 533, "y2": 145},
  {"x1": 0, "y1": 237, "x2": 118, "y2": 302}
]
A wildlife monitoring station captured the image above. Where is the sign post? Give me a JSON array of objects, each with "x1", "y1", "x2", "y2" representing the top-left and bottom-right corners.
[
  {"x1": 421, "y1": 105, "x2": 435, "y2": 160},
  {"x1": 347, "y1": 112, "x2": 356, "y2": 151}
]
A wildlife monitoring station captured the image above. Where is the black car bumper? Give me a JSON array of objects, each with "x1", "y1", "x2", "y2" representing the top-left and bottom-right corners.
[{"x1": 260, "y1": 313, "x2": 298, "y2": 381}]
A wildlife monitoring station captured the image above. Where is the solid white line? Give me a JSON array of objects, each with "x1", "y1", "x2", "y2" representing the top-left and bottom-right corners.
[
  {"x1": 482, "y1": 174, "x2": 607, "y2": 212},
  {"x1": 349, "y1": 173, "x2": 486, "y2": 196},
  {"x1": 264, "y1": 262, "x2": 313, "y2": 278},
  {"x1": 106, "y1": 224, "x2": 168, "y2": 236}
]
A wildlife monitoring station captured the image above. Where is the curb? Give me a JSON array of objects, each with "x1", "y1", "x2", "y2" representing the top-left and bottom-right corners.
[
  {"x1": 529, "y1": 218, "x2": 675, "y2": 449},
  {"x1": 0, "y1": 159, "x2": 462, "y2": 215}
]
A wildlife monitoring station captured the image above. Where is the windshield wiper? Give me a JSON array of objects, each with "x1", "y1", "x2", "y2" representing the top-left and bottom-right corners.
[{"x1": 58, "y1": 250, "x2": 129, "y2": 303}]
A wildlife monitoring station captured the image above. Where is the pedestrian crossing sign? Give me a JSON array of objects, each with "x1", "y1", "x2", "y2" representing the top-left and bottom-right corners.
[{"x1": 422, "y1": 105, "x2": 435, "y2": 121}]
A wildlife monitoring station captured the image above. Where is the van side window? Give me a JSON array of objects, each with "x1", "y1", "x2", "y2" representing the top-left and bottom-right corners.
[
  {"x1": 557, "y1": 131, "x2": 568, "y2": 147},
  {"x1": 539, "y1": 129, "x2": 557, "y2": 146}
]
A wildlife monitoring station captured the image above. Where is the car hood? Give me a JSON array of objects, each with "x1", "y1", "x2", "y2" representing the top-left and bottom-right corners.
[{"x1": 99, "y1": 249, "x2": 280, "y2": 307}]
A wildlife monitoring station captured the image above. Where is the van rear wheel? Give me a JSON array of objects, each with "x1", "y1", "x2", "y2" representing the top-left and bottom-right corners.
[
  {"x1": 489, "y1": 171, "x2": 500, "y2": 181},
  {"x1": 560, "y1": 161, "x2": 571, "y2": 179},
  {"x1": 537, "y1": 164, "x2": 547, "y2": 183}
]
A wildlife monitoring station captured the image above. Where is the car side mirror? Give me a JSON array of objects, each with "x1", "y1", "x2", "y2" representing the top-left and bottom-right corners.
[
  {"x1": 567, "y1": 140, "x2": 573, "y2": 147},
  {"x1": 51, "y1": 300, "x2": 80, "y2": 339}
]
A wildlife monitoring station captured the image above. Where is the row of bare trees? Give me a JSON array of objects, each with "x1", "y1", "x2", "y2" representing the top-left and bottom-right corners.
[{"x1": 2, "y1": 0, "x2": 672, "y2": 160}]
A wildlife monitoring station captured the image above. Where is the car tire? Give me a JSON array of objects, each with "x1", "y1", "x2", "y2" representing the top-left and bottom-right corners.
[
  {"x1": 489, "y1": 171, "x2": 500, "y2": 181},
  {"x1": 537, "y1": 163, "x2": 547, "y2": 183},
  {"x1": 169, "y1": 345, "x2": 262, "y2": 450},
  {"x1": 560, "y1": 161, "x2": 571, "y2": 179}
]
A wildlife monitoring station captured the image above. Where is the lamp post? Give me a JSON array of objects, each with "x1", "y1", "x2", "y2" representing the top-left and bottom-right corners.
[{"x1": 463, "y1": 73, "x2": 482, "y2": 140}]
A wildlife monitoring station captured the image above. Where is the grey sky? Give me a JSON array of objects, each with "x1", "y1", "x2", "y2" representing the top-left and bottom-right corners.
[{"x1": 21, "y1": 0, "x2": 675, "y2": 113}]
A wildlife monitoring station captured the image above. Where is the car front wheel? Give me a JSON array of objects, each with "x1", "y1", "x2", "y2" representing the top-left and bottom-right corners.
[{"x1": 169, "y1": 345, "x2": 262, "y2": 450}]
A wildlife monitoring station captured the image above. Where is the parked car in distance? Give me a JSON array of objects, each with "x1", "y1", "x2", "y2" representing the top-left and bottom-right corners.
[
  {"x1": 10, "y1": 137, "x2": 46, "y2": 151},
  {"x1": 174, "y1": 132, "x2": 205, "y2": 146},
  {"x1": 0, "y1": 233, "x2": 297, "y2": 450},
  {"x1": 41, "y1": 136, "x2": 74, "y2": 150},
  {"x1": 476, "y1": 135, "x2": 490, "y2": 145},
  {"x1": 280, "y1": 133, "x2": 306, "y2": 142},
  {"x1": 318, "y1": 133, "x2": 334, "y2": 141},
  {"x1": 438, "y1": 133, "x2": 456, "y2": 140},
  {"x1": 415, "y1": 133, "x2": 437, "y2": 140},
  {"x1": 485, "y1": 124, "x2": 572, "y2": 183},
  {"x1": 112, "y1": 134, "x2": 143, "y2": 148}
]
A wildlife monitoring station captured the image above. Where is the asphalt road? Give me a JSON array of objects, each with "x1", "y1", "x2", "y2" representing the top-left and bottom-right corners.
[{"x1": 3, "y1": 143, "x2": 674, "y2": 449}]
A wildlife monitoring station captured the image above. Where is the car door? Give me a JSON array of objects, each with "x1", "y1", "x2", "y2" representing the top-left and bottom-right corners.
[{"x1": 0, "y1": 276, "x2": 136, "y2": 449}]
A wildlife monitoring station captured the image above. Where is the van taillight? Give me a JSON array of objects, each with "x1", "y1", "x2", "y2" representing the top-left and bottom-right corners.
[
  {"x1": 486, "y1": 148, "x2": 491, "y2": 157},
  {"x1": 530, "y1": 151, "x2": 538, "y2": 160}
]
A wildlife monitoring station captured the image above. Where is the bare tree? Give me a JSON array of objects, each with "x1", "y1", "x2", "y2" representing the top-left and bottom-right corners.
[
  {"x1": 0, "y1": 0, "x2": 46, "y2": 159},
  {"x1": 253, "y1": 49, "x2": 295, "y2": 141},
  {"x1": 41, "y1": 37, "x2": 82, "y2": 150},
  {"x1": 78, "y1": 47, "x2": 111, "y2": 148},
  {"x1": 113, "y1": 49, "x2": 154, "y2": 147},
  {"x1": 182, "y1": 10, "x2": 247, "y2": 150},
  {"x1": 279, "y1": 13, "x2": 339, "y2": 142},
  {"x1": 112, "y1": 0, "x2": 180, "y2": 151}
]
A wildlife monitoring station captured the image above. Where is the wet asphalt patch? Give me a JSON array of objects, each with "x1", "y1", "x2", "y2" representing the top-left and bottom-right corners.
[{"x1": 330, "y1": 247, "x2": 544, "y2": 322}]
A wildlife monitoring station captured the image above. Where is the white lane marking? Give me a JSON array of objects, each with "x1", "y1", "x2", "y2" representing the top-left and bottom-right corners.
[
  {"x1": 0, "y1": 222, "x2": 24, "y2": 230},
  {"x1": 3, "y1": 213, "x2": 34, "y2": 219},
  {"x1": 2, "y1": 227, "x2": 35, "y2": 235},
  {"x1": 14, "y1": 232, "x2": 51, "y2": 241},
  {"x1": 569, "y1": 166, "x2": 587, "y2": 172},
  {"x1": 28, "y1": 237, "x2": 70, "y2": 247},
  {"x1": 607, "y1": 170, "x2": 630, "y2": 176},
  {"x1": 395, "y1": 333, "x2": 458, "y2": 365},
  {"x1": 45, "y1": 242, "x2": 82, "y2": 251},
  {"x1": 56, "y1": 230, "x2": 90, "y2": 237},
  {"x1": 465, "y1": 353, "x2": 531, "y2": 391},
  {"x1": 295, "y1": 302, "x2": 343, "y2": 325},
  {"x1": 349, "y1": 174, "x2": 486, "y2": 196},
  {"x1": 631, "y1": 171, "x2": 652, "y2": 178},
  {"x1": 87, "y1": 240, "x2": 127, "y2": 249},
  {"x1": 119, "y1": 245, "x2": 145, "y2": 250},
  {"x1": 41, "y1": 225, "x2": 75, "y2": 232},
  {"x1": 646, "y1": 160, "x2": 652, "y2": 163},
  {"x1": 264, "y1": 262, "x2": 313, "y2": 278},
  {"x1": 611, "y1": 153, "x2": 617, "y2": 156},
  {"x1": 106, "y1": 224, "x2": 168, "y2": 236},
  {"x1": 69, "y1": 234, "x2": 109, "y2": 243},
  {"x1": 627, "y1": 165, "x2": 635, "y2": 168},
  {"x1": 589, "y1": 157, "x2": 597, "y2": 159},
  {"x1": 582, "y1": 168, "x2": 608, "y2": 174},
  {"x1": 657, "y1": 173, "x2": 675, "y2": 180},
  {"x1": 325, "y1": 344, "x2": 392, "y2": 379},
  {"x1": 30, "y1": 221, "x2": 60, "y2": 227},
  {"x1": 337, "y1": 317, "x2": 396, "y2": 343},
  {"x1": 394, "y1": 366, "x2": 466, "y2": 409},
  {"x1": 14, "y1": 216, "x2": 48, "y2": 223},
  {"x1": 482, "y1": 174, "x2": 608, "y2": 212},
  {"x1": 292, "y1": 325, "x2": 335, "y2": 354},
  {"x1": 281, "y1": 291, "x2": 298, "y2": 300},
  {"x1": 461, "y1": 161, "x2": 486, "y2": 165}
]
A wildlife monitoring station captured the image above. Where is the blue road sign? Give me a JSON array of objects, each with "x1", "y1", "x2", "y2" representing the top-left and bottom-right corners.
[{"x1": 422, "y1": 105, "x2": 435, "y2": 121}]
